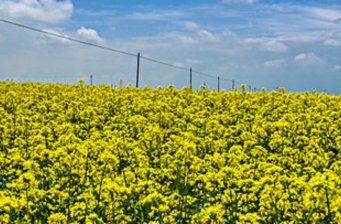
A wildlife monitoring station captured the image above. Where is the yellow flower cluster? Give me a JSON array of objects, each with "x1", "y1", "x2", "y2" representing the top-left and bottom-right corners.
[{"x1": 0, "y1": 81, "x2": 340, "y2": 223}]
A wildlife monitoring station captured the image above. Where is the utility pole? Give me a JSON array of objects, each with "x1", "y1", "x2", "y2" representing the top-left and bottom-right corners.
[
  {"x1": 136, "y1": 52, "x2": 140, "y2": 88},
  {"x1": 190, "y1": 67, "x2": 193, "y2": 90}
]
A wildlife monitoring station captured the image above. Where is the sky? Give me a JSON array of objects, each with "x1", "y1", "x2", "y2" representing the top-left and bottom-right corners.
[{"x1": 0, "y1": 0, "x2": 341, "y2": 92}]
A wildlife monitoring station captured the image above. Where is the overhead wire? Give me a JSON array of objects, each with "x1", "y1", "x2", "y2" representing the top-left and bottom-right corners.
[
  {"x1": 0, "y1": 18, "x2": 137, "y2": 57},
  {"x1": 140, "y1": 55, "x2": 189, "y2": 72},
  {"x1": 0, "y1": 18, "x2": 257, "y2": 89},
  {"x1": 192, "y1": 70, "x2": 217, "y2": 79}
]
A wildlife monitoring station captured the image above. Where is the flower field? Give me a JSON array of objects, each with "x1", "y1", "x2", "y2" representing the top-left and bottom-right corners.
[{"x1": 0, "y1": 81, "x2": 340, "y2": 223}]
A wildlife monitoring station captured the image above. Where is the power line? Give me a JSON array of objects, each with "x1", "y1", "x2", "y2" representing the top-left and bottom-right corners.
[
  {"x1": 192, "y1": 70, "x2": 217, "y2": 79},
  {"x1": 220, "y1": 77, "x2": 233, "y2": 82},
  {"x1": 0, "y1": 18, "x2": 137, "y2": 57},
  {"x1": 140, "y1": 55, "x2": 189, "y2": 72},
  {"x1": 0, "y1": 18, "x2": 192, "y2": 73},
  {"x1": 0, "y1": 18, "x2": 258, "y2": 90}
]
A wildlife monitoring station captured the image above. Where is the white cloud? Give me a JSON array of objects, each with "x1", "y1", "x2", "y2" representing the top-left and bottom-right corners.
[
  {"x1": 176, "y1": 35, "x2": 197, "y2": 44},
  {"x1": 334, "y1": 65, "x2": 341, "y2": 70},
  {"x1": 184, "y1": 21, "x2": 200, "y2": 31},
  {"x1": 156, "y1": 32, "x2": 198, "y2": 44},
  {"x1": 222, "y1": 0, "x2": 257, "y2": 4},
  {"x1": 262, "y1": 40, "x2": 288, "y2": 53},
  {"x1": 143, "y1": 32, "x2": 198, "y2": 45},
  {"x1": 308, "y1": 8, "x2": 341, "y2": 22},
  {"x1": 77, "y1": 27, "x2": 104, "y2": 44},
  {"x1": 323, "y1": 39, "x2": 340, "y2": 46},
  {"x1": 197, "y1": 30, "x2": 219, "y2": 42},
  {"x1": 126, "y1": 10, "x2": 184, "y2": 21},
  {"x1": 295, "y1": 53, "x2": 306, "y2": 61},
  {"x1": 0, "y1": 0, "x2": 73, "y2": 24},
  {"x1": 294, "y1": 53, "x2": 324, "y2": 64},
  {"x1": 243, "y1": 37, "x2": 264, "y2": 45},
  {"x1": 276, "y1": 32, "x2": 325, "y2": 44},
  {"x1": 264, "y1": 59, "x2": 286, "y2": 68},
  {"x1": 76, "y1": 9, "x2": 115, "y2": 17},
  {"x1": 221, "y1": 29, "x2": 236, "y2": 37}
]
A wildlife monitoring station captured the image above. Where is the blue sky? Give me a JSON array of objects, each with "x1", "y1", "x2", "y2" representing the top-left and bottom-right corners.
[{"x1": 0, "y1": 0, "x2": 341, "y2": 92}]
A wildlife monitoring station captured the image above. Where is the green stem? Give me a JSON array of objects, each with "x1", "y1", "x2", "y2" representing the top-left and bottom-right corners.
[
  {"x1": 67, "y1": 157, "x2": 73, "y2": 223},
  {"x1": 325, "y1": 186, "x2": 331, "y2": 222}
]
